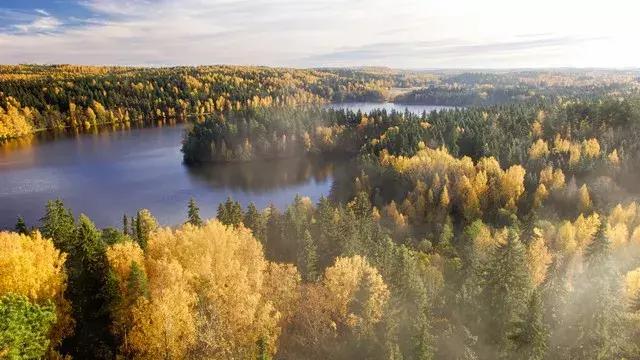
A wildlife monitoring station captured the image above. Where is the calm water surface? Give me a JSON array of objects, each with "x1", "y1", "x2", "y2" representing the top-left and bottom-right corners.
[{"x1": 0, "y1": 103, "x2": 448, "y2": 229}]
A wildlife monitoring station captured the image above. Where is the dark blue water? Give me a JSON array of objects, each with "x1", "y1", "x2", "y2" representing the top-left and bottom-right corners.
[{"x1": 0, "y1": 103, "x2": 448, "y2": 229}]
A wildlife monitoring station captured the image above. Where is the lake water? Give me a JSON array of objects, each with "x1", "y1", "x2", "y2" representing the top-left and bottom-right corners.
[
  {"x1": 327, "y1": 102, "x2": 450, "y2": 114},
  {"x1": 0, "y1": 103, "x2": 448, "y2": 229}
]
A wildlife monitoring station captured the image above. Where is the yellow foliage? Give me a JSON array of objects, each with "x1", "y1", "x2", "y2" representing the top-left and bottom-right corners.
[
  {"x1": 533, "y1": 183, "x2": 549, "y2": 208},
  {"x1": 581, "y1": 138, "x2": 600, "y2": 158},
  {"x1": 553, "y1": 135, "x2": 571, "y2": 153},
  {"x1": 0, "y1": 231, "x2": 72, "y2": 346},
  {"x1": 106, "y1": 240, "x2": 145, "y2": 294},
  {"x1": 129, "y1": 259, "x2": 196, "y2": 360},
  {"x1": 527, "y1": 229, "x2": 552, "y2": 287},
  {"x1": 573, "y1": 213, "x2": 600, "y2": 250},
  {"x1": 469, "y1": 221, "x2": 498, "y2": 261},
  {"x1": 607, "y1": 222, "x2": 629, "y2": 249},
  {"x1": 500, "y1": 165, "x2": 526, "y2": 211},
  {"x1": 113, "y1": 220, "x2": 295, "y2": 358},
  {"x1": 569, "y1": 143, "x2": 582, "y2": 166},
  {"x1": 381, "y1": 146, "x2": 525, "y2": 214},
  {"x1": 528, "y1": 139, "x2": 550, "y2": 160},
  {"x1": 383, "y1": 201, "x2": 407, "y2": 228},
  {"x1": 625, "y1": 268, "x2": 640, "y2": 302},
  {"x1": 578, "y1": 184, "x2": 592, "y2": 213},
  {"x1": 0, "y1": 97, "x2": 34, "y2": 140},
  {"x1": 609, "y1": 202, "x2": 637, "y2": 227},
  {"x1": 631, "y1": 225, "x2": 640, "y2": 246},
  {"x1": 555, "y1": 221, "x2": 577, "y2": 254},
  {"x1": 323, "y1": 256, "x2": 390, "y2": 331},
  {"x1": 608, "y1": 149, "x2": 620, "y2": 166}
]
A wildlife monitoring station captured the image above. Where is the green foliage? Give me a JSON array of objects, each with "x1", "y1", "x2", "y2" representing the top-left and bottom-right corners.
[
  {"x1": 14, "y1": 216, "x2": 27, "y2": 235},
  {"x1": 510, "y1": 290, "x2": 548, "y2": 360},
  {"x1": 187, "y1": 197, "x2": 203, "y2": 226},
  {"x1": 0, "y1": 294, "x2": 56, "y2": 360},
  {"x1": 480, "y1": 228, "x2": 532, "y2": 355},
  {"x1": 217, "y1": 197, "x2": 243, "y2": 227},
  {"x1": 297, "y1": 230, "x2": 318, "y2": 282},
  {"x1": 40, "y1": 199, "x2": 75, "y2": 253}
]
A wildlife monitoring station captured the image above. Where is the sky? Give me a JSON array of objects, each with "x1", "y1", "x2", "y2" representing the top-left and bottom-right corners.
[{"x1": 0, "y1": 0, "x2": 638, "y2": 68}]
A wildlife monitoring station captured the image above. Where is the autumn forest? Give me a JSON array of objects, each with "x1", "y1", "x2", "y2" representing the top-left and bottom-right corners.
[{"x1": 3, "y1": 65, "x2": 640, "y2": 360}]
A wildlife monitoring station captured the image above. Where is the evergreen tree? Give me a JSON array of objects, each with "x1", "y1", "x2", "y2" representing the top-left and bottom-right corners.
[
  {"x1": 187, "y1": 197, "x2": 203, "y2": 226},
  {"x1": 570, "y1": 217, "x2": 625, "y2": 359},
  {"x1": 243, "y1": 202, "x2": 266, "y2": 242},
  {"x1": 297, "y1": 230, "x2": 318, "y2": 282},
  {"x1": 217, "y1": 197, "x2": 243, "y2": 227},
  {"x1": 15, "y1": 216, "x2": 28, "y2": 235},
  {"x1": 480, "y1": 227, "x2": 532, "y2": 356},
  {"x1": 134, "y1": 209, "x2": 157, "y2": 250},
  {"x1": 509, "y1": 290, "x2": 548, "y2": 360},
  {"x1": 40, "y1": 199, "x2": 75, "y2": 252},
  {"x1": 122, "y1": 214, "x2": 128, "y2": 235},
  {"x1": 265, "y1": 204, "x2": 283, "y2": 260},
  {"x1": 62, "y1": 214, "x2": 115, "y2": 359}
]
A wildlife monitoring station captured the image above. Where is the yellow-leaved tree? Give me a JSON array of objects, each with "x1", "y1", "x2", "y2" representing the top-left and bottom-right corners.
[
  {"x1": 107, "y1": 220, "x2": 300, "y2": 359},
  {"x1": 0, "y1": 231, "x2": 73, "y2": 352}
]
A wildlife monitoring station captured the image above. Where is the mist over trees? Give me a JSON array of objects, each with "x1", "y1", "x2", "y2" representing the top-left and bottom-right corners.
[{"x1": 3, "y1": 66, "x2": 640, "y2": 358}]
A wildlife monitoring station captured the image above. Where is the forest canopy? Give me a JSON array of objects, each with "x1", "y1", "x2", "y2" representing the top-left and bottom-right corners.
[{"x1": 3, "y1": 65, "x2": 640, "y2": 359}]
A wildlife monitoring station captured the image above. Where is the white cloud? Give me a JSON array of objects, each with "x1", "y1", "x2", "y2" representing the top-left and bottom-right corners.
[
  {"x1": 13, "y1": 15, "x2": 62, "y2": 33},
  {"x1": 0, "y1": 0, "x2": 638, "y2": 67}
]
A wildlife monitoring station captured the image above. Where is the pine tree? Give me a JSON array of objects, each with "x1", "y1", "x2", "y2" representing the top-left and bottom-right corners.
[
  {"x1": 122, "y1": 214, "x2": 128, "y2": 235},
  {"x1": 15, "y1": 216, "x2": 28, "y2": 235},
  {"x1": 243, "y1": 202, "x2": 266, "y2": 242},
  {"x1": 217, "y1": 197, "x2": 243, "y2": 227},
  {"x1": 570, "y1": 217, "x2": 625, "y2": 359},
  {"x1": 297, "y1": 230, "x2": 318, "y2": 282},
  {"x1": 64, "y1": 214, "x2": 115, "y2": 359},
  {"x1": 509, "y1": 290, "x2": 548, "y2": 360},
  {"x1": 40, "y1": 199, "x2": 75, "y2": 252},
  {"x1": 187, "y1": 197, "x2": 203, "y2": 226},
  {"x1": 134, "y1": 209, "x2": 157, "y2": 250},
  {"x1": 480, "y1": 227, "x2": 532, "y2": 355}
]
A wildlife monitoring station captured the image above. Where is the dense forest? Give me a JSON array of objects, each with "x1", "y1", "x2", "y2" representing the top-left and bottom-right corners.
[
  {"x1": 0, "y1": 65, "x2": 436, "y2": 140},
  {"x1": 3, "y1": 65, "x2": 638, "y2": 141},
  {"x1": 395, "y1": 70, "x2": 640, "y2": 106},
  {"x1": 4, "y1": 66, "x2": 640, "y2": 359}
]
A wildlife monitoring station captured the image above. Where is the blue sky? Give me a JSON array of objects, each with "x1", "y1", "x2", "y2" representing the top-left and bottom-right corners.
[{"x1": 0, "y1": 0, "x2": 637, "y2": 68}]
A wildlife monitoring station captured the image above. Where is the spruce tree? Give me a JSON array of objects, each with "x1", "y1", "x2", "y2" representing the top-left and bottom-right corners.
[
  {"x1": 15, "y1": 216, "x2": 28, "y2": 235},
  {"x1": 187, "y1": 197, "x2": 203, "y2": 226},
  {"x1": 63, "y1": 214, "x2": 115, "y2": 359},
  {"x1": 509, "y1": 290, "x2": 548, "y2": 360},
  {"x1": 243, "y1": 202, "x2": 266, "y2": 242},
  {"x1": 570, "y1": 217, "x2": 625, "y2": 359},
  {"x1": 122, "y1": 214, "x2": 128, "y2": 235},
  {"x1": 297, "y1": 230, "x2": 318, "y2": 282},
  {"x1": 480, "y1": 227, "x2": 532, "y2": 355},
  {"x1": 217, "y1": 197, "x2": 243, "y2": 227},
  {"x1": 40, "y1": 199, "x2": 75, "y2": 252}
]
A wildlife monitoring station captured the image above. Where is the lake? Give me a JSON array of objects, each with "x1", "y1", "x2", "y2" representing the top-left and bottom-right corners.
[{"x1": 0, "y1": 103, "x2": 448, "y2": 229}]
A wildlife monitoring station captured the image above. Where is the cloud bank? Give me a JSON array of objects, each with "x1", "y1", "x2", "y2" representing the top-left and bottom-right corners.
[{"x1": 0, "y1": 0, "x2": 637, "y2": 68}]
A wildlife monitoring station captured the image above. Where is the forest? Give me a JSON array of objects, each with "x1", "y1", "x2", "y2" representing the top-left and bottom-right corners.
[{"x1": 3, "y1": 66, "x2": 640, "y2": 359}]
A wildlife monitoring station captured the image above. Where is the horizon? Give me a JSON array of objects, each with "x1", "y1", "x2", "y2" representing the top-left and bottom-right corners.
[{"x1": 3, "y1": 64, "x2": 640, "y2": 71}]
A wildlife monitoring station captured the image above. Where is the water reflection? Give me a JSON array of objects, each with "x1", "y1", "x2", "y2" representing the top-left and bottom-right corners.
[{"x1": 188, "y1": 156, "x2": 348, "y2": 193}]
